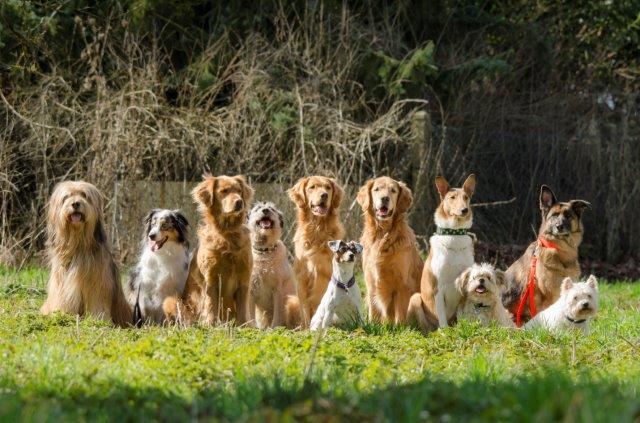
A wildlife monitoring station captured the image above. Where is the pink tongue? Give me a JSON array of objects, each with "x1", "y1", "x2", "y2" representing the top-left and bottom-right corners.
[
  {"x1": 377, "y1": 207, "x2": 388, "y2": 215},
  {"x1": 259, "y1": 219, "x2": 272, "y2": 228},
  {"x1": 70, "y1": 213, "x2": 82, "y2": 222},
  {"x1": 475, "y1": 286, "x2": 486, "y2": 293},
  {"x1": 315, "y1": 206, "x2": 327, "y2": 213},
  {"x1": 151, "y1": 242, "x2": 161, "y2": 252}
]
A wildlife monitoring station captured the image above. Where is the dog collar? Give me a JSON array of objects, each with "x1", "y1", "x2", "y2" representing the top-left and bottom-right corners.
[
  {"x1": 252, "y1": 245, "x2": 277, "y2": 253},
  {"x1": 474, "y1": 302, "x2": 490, "y2": 309},
  {"x1": 331, "y1": 275, "x2": 356, "y2": 291},
  {"x1": 565, "y1": 315, "x2": 587, "y2": 324},
  {"x1": 435, "y1": 227, "x2": 468, "y2": 236}
]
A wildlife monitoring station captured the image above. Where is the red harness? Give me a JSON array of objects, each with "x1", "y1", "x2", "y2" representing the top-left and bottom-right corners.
[{"x1": 515, "y1": 236, "x2": 559, "y2": 327}]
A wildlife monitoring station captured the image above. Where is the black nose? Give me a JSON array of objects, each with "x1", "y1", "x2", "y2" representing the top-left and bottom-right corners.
[
  {"x1": 479, "y1": 278, "x2": 485, "y2": 285},
  {"x1": 149, "y1": 232, "x2": 156, "y2": 241},
  {"x1": 234, "y1": 199, "x2": 244, "y2": 211},
  {"x1": 320, "y1": 192, "x2": 328, "y2": 200},
  {"x1": 346, "y1": 252, "x2": 354, "y2": 260},
  {"x1": 461, "y1": 207, "x2": 469, "y2": 215},
  {"x1": 581, "y1": 302, "x2": 590, "y2": 309},
  {"x1": 381, "y1": 196, "x2": 390, "y2": 204},
  {"x1": 72, "y1": 201, "x2": 81, "y2": 210},
  {"x1": 261, "y1": 208, "x2": 269, "y2": 215}
]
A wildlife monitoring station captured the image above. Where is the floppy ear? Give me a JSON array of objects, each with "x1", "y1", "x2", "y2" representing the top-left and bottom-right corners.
[
  {"x1": 455, "y1": 268, "x2": 472, "y2": 295},
  {"x1": 462, "y1": 174, "x2": 476, "y2": 197},
  {"x1": 561, "y1": 277, "x2": 574, "y2": 292},
  {"x1": 288, "y1": 177, "x2": 308, "y2": 209},
  {"x1": 494, "y1": 269, "x2": 507, "y2": 289},
  {"x1": 539, "y1": 185, "x2": 557, "y2": 213},
  {"x1": 330, "y1": 178, "x2": 344, "y2": 210},
  {"x1": 144, "y1": 209, "x2": 161, "y2": 225},
  {"x1": 174, "y1": 210, "x2": 189, "y2": 229},
  {"x1": 396, "y1": 181, "x2": 413, "y2": 215},
  {"x1": 570, "y1": 200, "x2": 591, "y2": 218},
  {"x1": 586, "y1": 274, "x2": 598, "y2": 290},
  {"x1": 84, "y1": 183, "x2": 105, "y2": 217},
  {"x1": 356, "y1": 179, "x2": 374, "y2": 212},
  {"x1": 327, "y1": 240, "x2": 341, "y2": 252},
  {"x1": 435, "y1": 176, "x2": 449, "y2": 199},
  {"x1": 192, "y1": 176, "x2": 216, "y2": 208},
  {"x1": 350, "y1": 241, "x2": 364, "y2": 255},
  {"x1": 277, "y1": 210, "x2": 284, "y2": 229},
  {"x1": 234, "y1": 175, "x2": 254, "y2": 205}
]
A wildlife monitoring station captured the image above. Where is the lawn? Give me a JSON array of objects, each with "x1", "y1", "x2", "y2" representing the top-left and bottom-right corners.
[{"x1": 0, "y1": 266, "x2": 639, "y2": 422}]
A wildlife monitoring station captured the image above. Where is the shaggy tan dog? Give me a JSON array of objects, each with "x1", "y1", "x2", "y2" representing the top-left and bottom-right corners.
[
  {"x1": 357, "y1": 177, "x2": 422, "y2": 324},
  {"x1": 288, "y1": 175, "x2": 345, "y2": 326},
  {"x1": 41, "y1": 181, "x2": 131, "y2": 327},
  {"x1": 165, "y1": 175, "x2": 254, "y2": 326}
]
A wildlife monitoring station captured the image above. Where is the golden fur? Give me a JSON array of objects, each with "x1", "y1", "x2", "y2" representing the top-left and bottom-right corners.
[
  {"x1": 288, "y1": 175, "x2": 345, "y2": 326},
  {"x1": 165, "y1": 175, "x2": 254, "y2": 325},
  {"x1": 357, "y1": 177, "x2": 422, "y2": 324},
  {"x1": 41, "y1": 181, "x2": 131, "y2": 327}
]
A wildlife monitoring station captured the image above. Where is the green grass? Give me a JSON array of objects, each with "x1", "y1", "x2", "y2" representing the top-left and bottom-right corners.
[{"x1": 1, "y1": 265, "x2": 639, "y2": 422}]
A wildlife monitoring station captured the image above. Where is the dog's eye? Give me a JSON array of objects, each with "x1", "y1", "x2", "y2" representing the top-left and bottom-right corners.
[
  {"x1": 391, "y1": 188, "x2": 397, "y2": 193},
  {"x1": 161, "y1": 223, "x2": 170, "y2": 231},
  {"x1": 587, "y1": 294, "x2": 592, "y2": 299},
  {"x1": 373, "y1": 187, "x2": 380, "y2": 192},
  {"x1": 463, "y1": 195, "x2": 468, "y2": 201},
  {"x1": 309, "y1": 185, "x2": 316, "y2": 190},
  {"x1": 573, "y1": 295, "x2": 578, "y2": 301}
]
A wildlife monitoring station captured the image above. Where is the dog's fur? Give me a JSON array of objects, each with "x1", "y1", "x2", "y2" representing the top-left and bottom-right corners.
[
  {"x1": 41, "y1": 181, "x2": 131, "y2": 327},
  {"x1": 455, "y1": 263, "x2": 514, "y2": 328},
  {"x1": 288, "y1": 176, "x2": 345, "y2": 326},
  {"x1": 164, "y1": 175, "x2": 254, "y2": 326},
  {"x1": 248, "y1": 202, "x2": 297, "y2": 329},
  {"x1": 502, "y1": 186, "x2": 590, "y2": 321},
  {"x1": 310, "y1": 240, "x2": 363, "y2": 330},
  {"x1": 126, "y1": 209, "x2": 190, "y2": 325},
  {"x1": 524, "y1": 275, "x2": 598, "y2": 334},
  {"x1": 408, "y1": 174, "x2": 476, "y2": 332},
  {"x1": 357, "y1": 177, "x2": 422, "y2": 325}
]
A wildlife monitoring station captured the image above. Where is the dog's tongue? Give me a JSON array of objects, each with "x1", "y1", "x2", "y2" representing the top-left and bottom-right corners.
[
  {"x1": 313, "y1": 205, "x2": 328, "y2": 214},
  {"x1": 69, "y1": 212, "x2": 82, "y2": 223},
  {"x1": 475, "y1": 286, "x2": 487, "y2": 294},
  {"x1": 151, "y1": 241, "x2": 162, "y2": 252},
  {"x1": 376, "y1": 206, "x2": 389, "y2": 216},
  {"x1": 259, "y1": 218, "x2": 273, "y2": 229}
]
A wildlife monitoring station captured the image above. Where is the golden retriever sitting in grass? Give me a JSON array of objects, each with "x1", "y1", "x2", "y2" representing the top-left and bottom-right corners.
[
  {"x1": 165, "y1": 175, "x2": 254, "y2": 326},
  {"x1": 356, "y1": 176, "x2": 422, "y2": 324},
  {"x1": 288, "y1": 175, "x2": 345, "y2": 326},
  {"x1": 41, "y1": 181, "x2": 131, "y2": 327}
]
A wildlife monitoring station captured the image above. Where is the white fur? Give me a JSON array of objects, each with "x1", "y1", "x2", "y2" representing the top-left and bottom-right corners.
[
  {"x1": 524, "y1": 275, "x2": 599, "y2": 334},
  {"x1": 456, "y1": 263, "x2": 514, "y2": 328},
  {"x1": 310, "y1": 259, "x2": 362, "y2": 330}
]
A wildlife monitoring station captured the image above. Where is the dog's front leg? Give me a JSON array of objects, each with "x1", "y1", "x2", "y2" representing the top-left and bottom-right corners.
[
  {"x1": 203, "y1": 275, "x2": 221, "y2": 326},
  {"x1": 271, "y1": 290, "x2": 285, "y2": 328},
  {"x1": 435, "y1": 291, "x2": 449, "y2": 328},
  {"x1": 234, "y1": 284, "x2": 250, "y2": 325}
]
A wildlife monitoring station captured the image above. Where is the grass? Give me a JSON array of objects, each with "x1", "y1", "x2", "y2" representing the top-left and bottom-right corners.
[{"x1": 0, "y1": 265, "x2": 639, "y2": 422}]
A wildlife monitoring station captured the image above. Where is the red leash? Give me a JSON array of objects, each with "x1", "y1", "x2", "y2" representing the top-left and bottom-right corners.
[{"x1": 515, "y1": 237, "x2": 559, "y2": 327}]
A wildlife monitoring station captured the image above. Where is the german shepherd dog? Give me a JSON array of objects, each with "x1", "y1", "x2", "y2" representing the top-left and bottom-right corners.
[{"x1": 502, "y1": 185, "x2": 590, "y2": 322}]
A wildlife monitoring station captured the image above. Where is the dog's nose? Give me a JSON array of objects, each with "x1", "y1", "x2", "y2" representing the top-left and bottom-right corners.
[
  {"x1": 320, "y1": 192, "x2": 328, "y2": 200},
  {"x1": 149, "y1": 231, "x2": 157, "y2": 241},
  {"x1": 381, "y1": 196, "x2": 390, "y2": 204},
  {"x1": 581, "y1": 301, "x2": 590, "y2": 309},
  {"x1": 72, "y1": 201, "x2": 81, "y2": 210},
  {"x1": 234, "y1": 199, "x2": 244, "y2": 211},
  {"x1": 461, "y1": 207, "x2": 469, "y2": 215},
  {"x1": 478, "y1": 278, "x2": 485, "y2": 285},
  {"x1": 346, "y1": 252, "x2": 354, "y2": 261},
  {"x1": 261, "y1": 208, "x2": 269, "y2": 215}
]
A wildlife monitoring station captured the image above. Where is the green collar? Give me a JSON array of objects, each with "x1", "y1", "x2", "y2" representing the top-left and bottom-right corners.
[{"x1": 435, "y1": 227, "x2": 468, "y2": 236}]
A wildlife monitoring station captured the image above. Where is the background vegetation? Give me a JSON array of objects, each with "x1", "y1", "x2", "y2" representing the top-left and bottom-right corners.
[{"x1": 1, "y1": 0, "x2": 639, "y2": 267}]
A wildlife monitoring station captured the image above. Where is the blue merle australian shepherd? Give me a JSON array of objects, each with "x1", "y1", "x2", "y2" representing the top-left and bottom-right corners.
[{"x1": 126, "y1": 209, "x2": 190, "y2": 326}]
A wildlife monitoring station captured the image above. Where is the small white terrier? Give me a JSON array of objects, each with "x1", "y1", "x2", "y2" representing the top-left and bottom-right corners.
[
  {"x1": 524, "y1": 275, "x2": 599, "y2": 334},
  {"x1": 310, "y1": 240, "x2": 363, "y2": 331},
  {"x1": 455, "y1": 263, "x2": 515, "y2": 328}
]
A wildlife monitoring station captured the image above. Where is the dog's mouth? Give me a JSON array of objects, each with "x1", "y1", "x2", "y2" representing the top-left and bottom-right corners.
[
  {"x1": 68, "y1": 212, "x2": 84, "y2": 223},
  {"x1": 150, "y1": 236, "x2": 168, "y2": 252},
  {"x1": 474, "y1": 285, "x2": 487, "y2": 294},
  {"x1": 311, "y1": 203, "x2": 329, "y2": 215},
  {"x1": 257, "y1": 217, "x2": 274, "y2": 229},
  {"x1": 375, "y1": 205, "x2": 393, "y2": 219}
]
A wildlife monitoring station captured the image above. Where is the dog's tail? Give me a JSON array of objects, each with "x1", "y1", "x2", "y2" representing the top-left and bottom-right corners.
[
  {"x1": 133, "y1": 283, "x2": 143, "y2": 328},
  {"x1": 285, "y1": 295, "x2": 302, "y2": 329}
]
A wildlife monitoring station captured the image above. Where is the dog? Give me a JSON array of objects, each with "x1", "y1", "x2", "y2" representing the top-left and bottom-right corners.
[
  {"x1": 524, "y1": 275, "x2": 598, "y2": 334},
  {"x1": 41, "y1": 181, "x2": 131, "y2": 327},
  {"x1": 164, "y1": 174, "x2": 254, "y2": 326},
  {"x1": 408, "y1": 174, "x2": 476, "y2": 332},
  {"x1": 288, "y1": 175, "x2": 345, "y2": 326},
  {"x1": 356, "y1": 176, "x2": 422, "y2": 325},
  {"x1": 310, "y1": 240, "x2": 363, "y2": 330},
  {"x1": 248, "y1": 202, "x2": 297, "y2": 329},
  {"x1": 126, "y1": 209, "x2": 190, "y2": 326},
  {"x1": 455, "y1": 263, "x2": 515, "y2": 328},
  {"x1": 502, "y1": 185, "x2": 591, "y2": 324}
]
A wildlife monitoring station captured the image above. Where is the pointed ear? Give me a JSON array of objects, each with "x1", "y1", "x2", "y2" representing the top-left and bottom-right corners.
[
  {"x1": 356, "y1": 179, "x2": 374, "y2": 212},
  {"x1": 192, "y1": 176, "x2": 216, "y2": 208},
  {"x1": 494, "y1": 269, "x2": 507, "y2": 289},
  {"x1": 288, "y1": 177, "x2": 308, "y2": 209},
  {"x1": 327, "y1": 240, "x2": 341, "y2": 252},
  {"x1": 396, "y1": 181, "x2": 413, "y2": 215},
  {"x1": 570, "y1": 200, "x2": 591, "y2": 218},
  {"x1": 586, "y1": 274, "x2": 598, "y2": 290},
  {"x1": 234, "y1": 175, "x2": 254, "y2": 205},
  {"x1": 352, "y1": 242, "x2": 364, "y2": 255},
  {"x1": 455, "y1": 268, "x2": 472, "y2": 295},
  {"x1": 435, "y1": 176, "x2": 449, "y2": 199},
  {"x1": 330, "y1": 178, "x2": 344, "y2": 210},
  {"x1": 539, "y1": 185, "x2": 557, "y2": 213},
  {"x1": 462, "y1": 174, "x2": 476, "y2": 197},
  {"x1": 561, "y1": 277, "x2": 574, "y2": 292}
]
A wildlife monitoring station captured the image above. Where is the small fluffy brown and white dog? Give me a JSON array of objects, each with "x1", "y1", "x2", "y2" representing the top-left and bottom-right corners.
[
  {"x1": 248, "y1": 201, "x2": 297, "y2": 329},
  {"x1": 288, "y1": 176, "x2": 345, "y2": 326},
  {"x1": 165, "y1": 175, "x2": 254, "y2": 326},
  {"x1": 455, "y1": 263, "x2": 514, "y2": 328},
  {"x1": 41, "y1": 181, "x2": 131, "y2": 327},
  {"x1": 408, "y1": 174, "x2": 476, "y2": 332},
  {"x1": 357, "y1": 176, "x2": 422, "y2": 325},
  {"x1": 502, "y1": 185, "x2": 590, "y2": 322},
  {"x1": 126, "y1": 209, "x2": 190, "y2": 326}
]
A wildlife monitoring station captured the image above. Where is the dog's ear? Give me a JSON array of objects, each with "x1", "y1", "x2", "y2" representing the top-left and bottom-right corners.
[
  {"x1": 570, "y1": 200, "x2": 591, "y2": 218},
  {"x1": 561, "y1": 277, "x2": 574, "y2": 292},
  {"x1": 329, "y1": 178, "x2": 344, "y2": 210},
  {"x1": 173, "y1": 210, "x2": 189, "y2": 228},
  {"x1": 462, "y1": 174, "x2": 476, "y2": 197},
  {"x1": 234, "y1": 175, "x2": 254, "y2": 205},
  {"x1": 352, "y1": 242, "x2": 364, "y2": 255},
  {"x1": 277, "y1": 209, "x2": 285, "y2": 229},
  {"x1": 288, "y1": 177, "x2": 308, "y2": 209},
  {"x1": 327, "y1": 240, "x2": 341, "y2": 252},
  {"x1": 455, "y1": 268, "x2": 472, "y2": 295},
  {"x1": 93, "y1": 220, "x2": 106, "y2": 244},
  {"x1": 539, "y1": 185, "x2": 557, "y2": 214},
  {"x1": 83, "y1": 182, "x2": 105, "y2": 216},
  {"x1": 435, "y1": 176, "x2": 450, "y2": 199},
  {"x1": 586, "y1": 274, "x2": 598, "y2": 290},
  {"x1": 356, "y1": 179, "x2": 374, "y2": 212},
  {"x1": 144, "y1": 209, "x2": 161, "y2": 225},
  {"x1": 494, "y1": 269, "x2": 507, "y2": 289},
  {"x1": 396, "y1": 180, "x2": 414, "y2": 215},
  {"x1": 192, "y1": 176, "x2": 216, "y2": 207}
]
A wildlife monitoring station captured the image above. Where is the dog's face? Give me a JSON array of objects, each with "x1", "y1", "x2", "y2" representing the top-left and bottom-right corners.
[
  {"x1": 357, "y1": 176, "x2": 413, "y2": 221},
  {"x1": 456, "y1": 263, "x2": 506, "y2": 305},
  {"x1": 288, "y1": 176, "x2": 343, "y2": 217},
  {"x1": 561, "y1": 275, "x2": 599, "y2": 319},
  {"x1": 144, "y1": 209, "x2": 189, "y2": 252},
  {"x1": 192, "y1": 175, "x2": 254, "y2": 218},
  {"x1": 435, "y1": 174, "x2": 475, "y2": 224},
  {"x1": 328, "y1": 240, "x2": 363, "y2": 263},
  {"x1": 539, "y1": 185, "x2": 591, "y2": 239},
  {"x1": 248, "y1": 202, "x2": 284, "y2": 245},
  {"x1": 48, "y1": 181, "x2": 103, "y2": 238}
]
